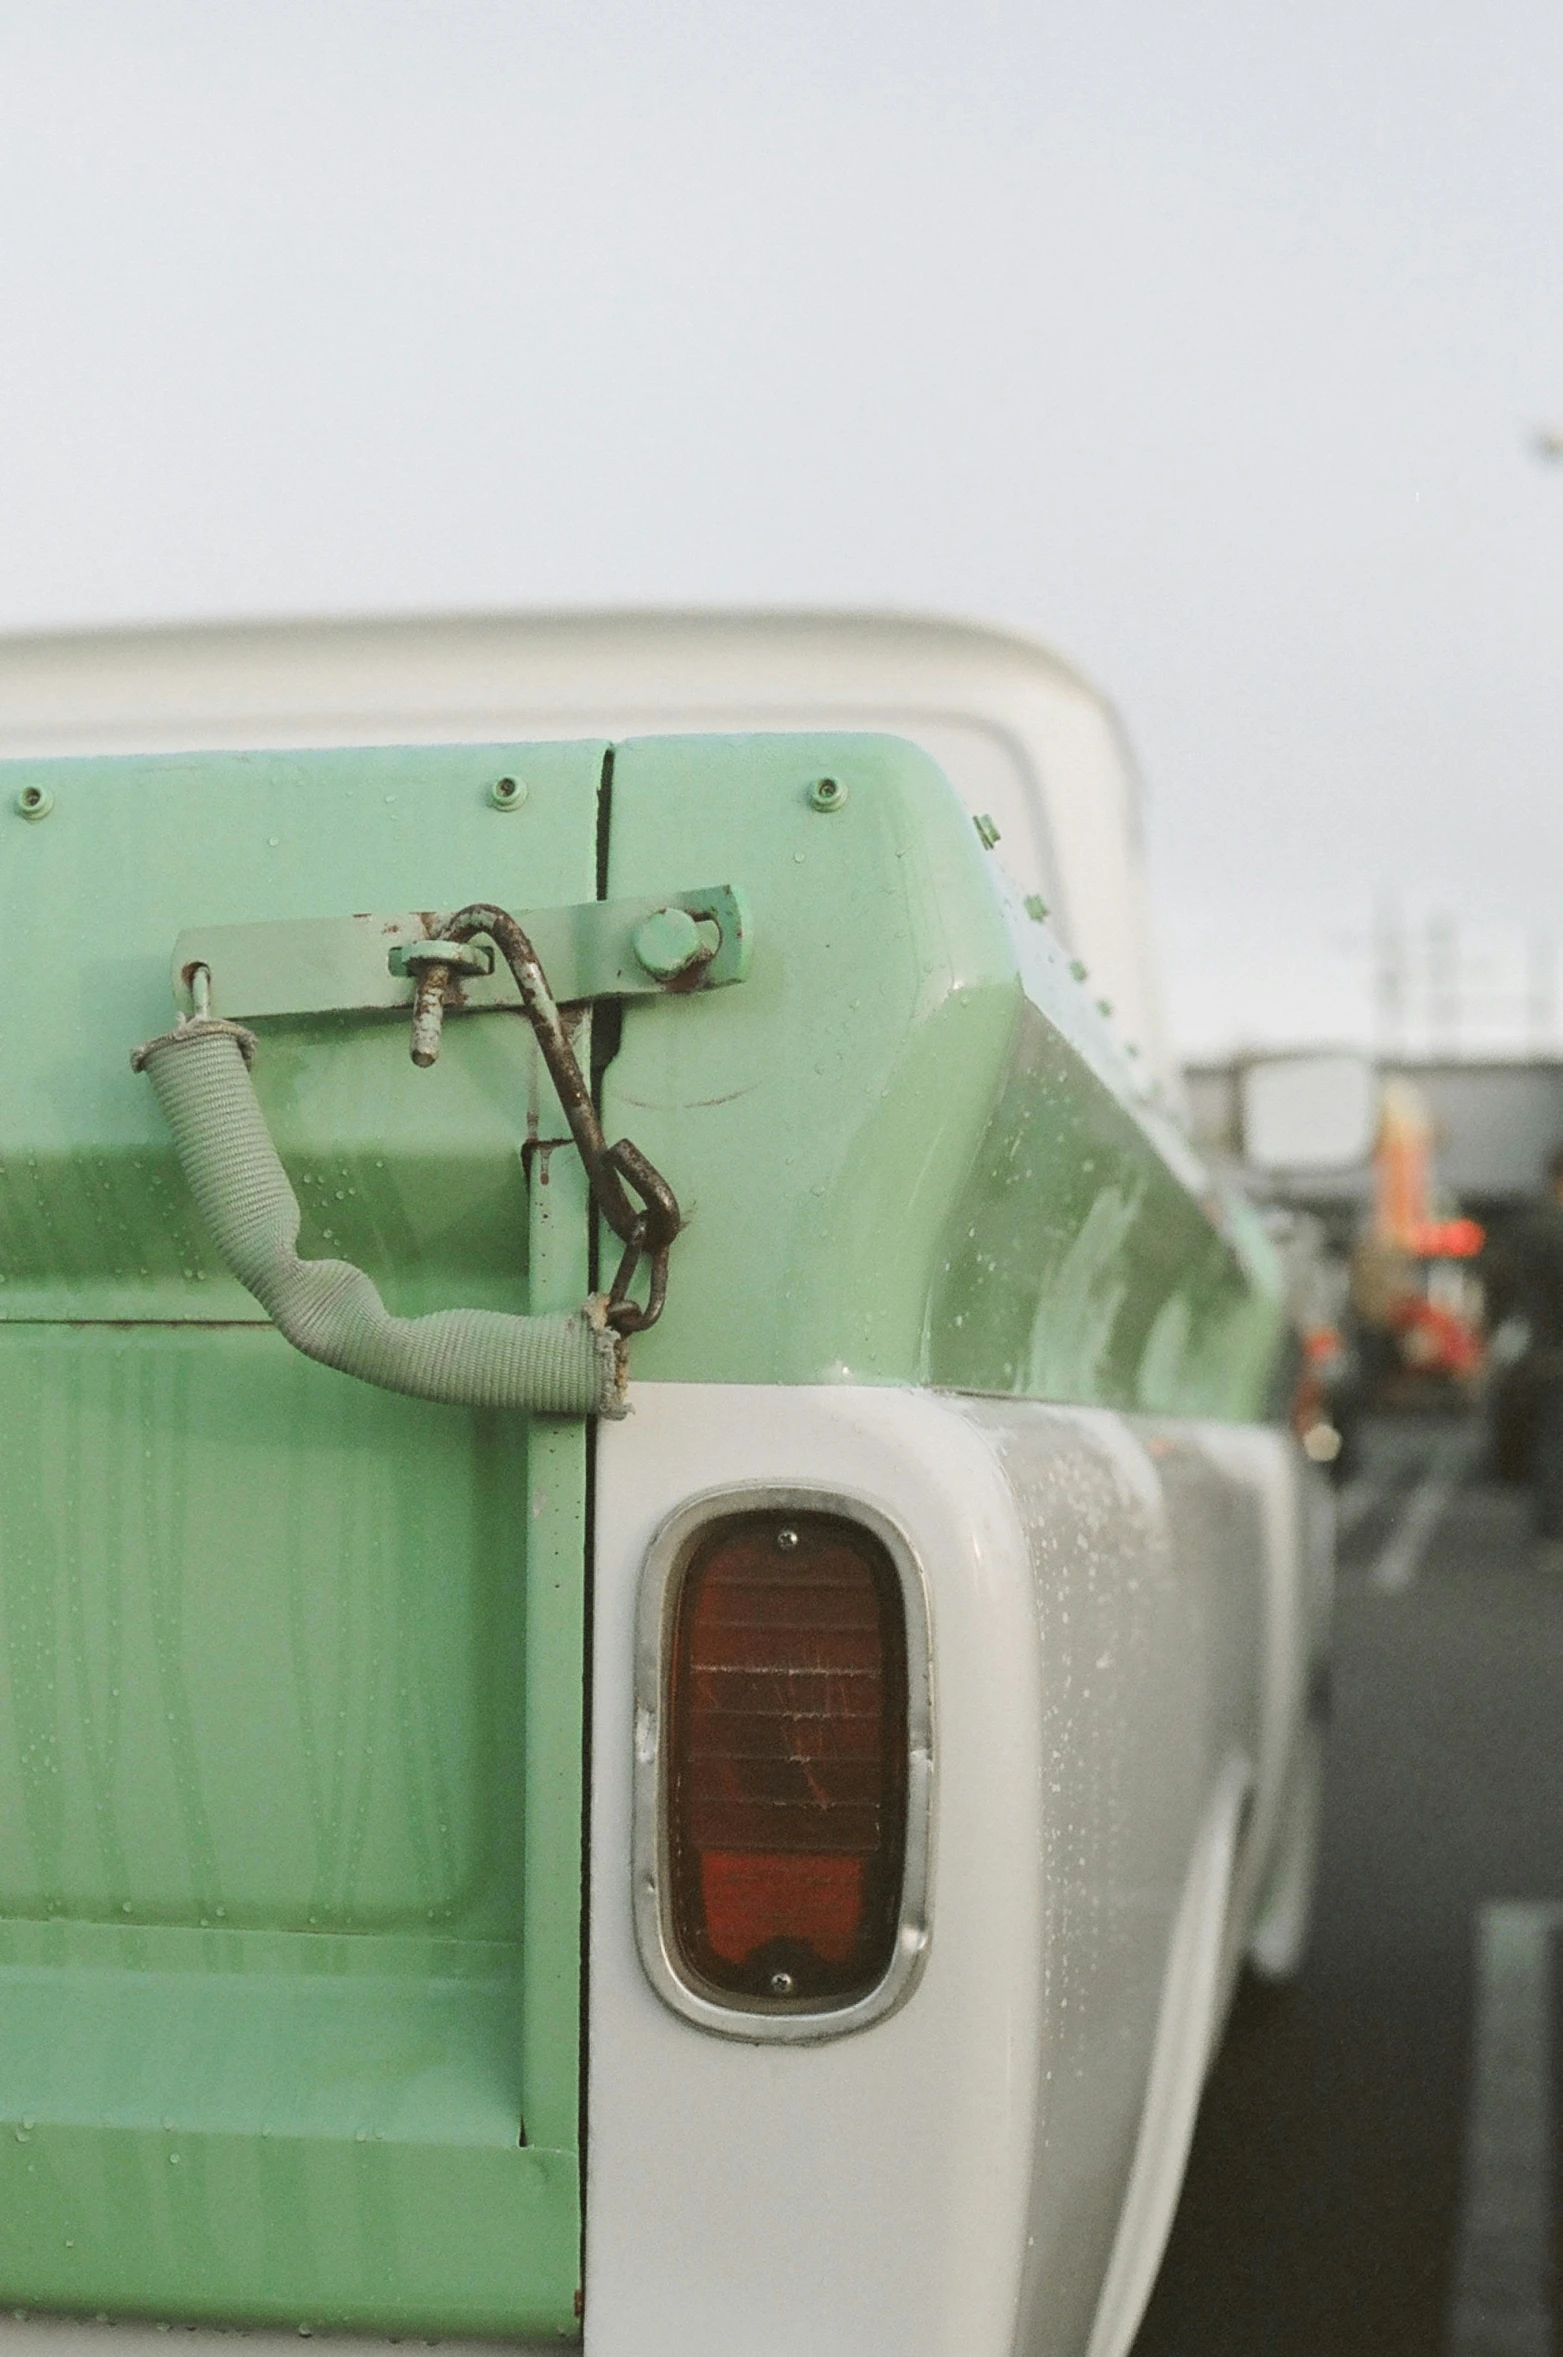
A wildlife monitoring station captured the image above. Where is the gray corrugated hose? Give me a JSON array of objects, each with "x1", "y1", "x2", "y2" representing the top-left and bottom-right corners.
[{"x1": 133, "y1": 1018, "x2": 626, "y2": 1417}]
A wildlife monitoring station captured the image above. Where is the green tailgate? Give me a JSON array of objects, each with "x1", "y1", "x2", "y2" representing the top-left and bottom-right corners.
[{"x1": 0, "y1": 745, "x2": 598, "y2": 2336}]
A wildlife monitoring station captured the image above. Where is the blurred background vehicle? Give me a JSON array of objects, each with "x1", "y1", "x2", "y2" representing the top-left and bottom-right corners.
[{"x1": 1188, "y1": 1048, "x2": 1510, "y2": 1472}]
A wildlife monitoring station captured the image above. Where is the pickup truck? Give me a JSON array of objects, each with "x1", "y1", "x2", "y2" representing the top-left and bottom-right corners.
[{"x1": 0, "y1": 612, "x2": 1330, "y2": 2357}]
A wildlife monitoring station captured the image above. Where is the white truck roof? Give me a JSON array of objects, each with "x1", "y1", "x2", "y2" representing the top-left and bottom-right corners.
[{"x1": 0, "y1": 607, "x2": 1177, "y2": 1093}]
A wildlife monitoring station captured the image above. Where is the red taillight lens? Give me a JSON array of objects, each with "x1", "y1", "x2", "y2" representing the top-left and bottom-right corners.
[{"x1": 665, "y1": 1511, "x2": 909, "y2": 2007}]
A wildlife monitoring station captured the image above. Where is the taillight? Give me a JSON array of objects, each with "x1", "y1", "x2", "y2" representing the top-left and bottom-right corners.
[{"x1": 635, "y1": 1492, "x2": 932, "y2": 2035}]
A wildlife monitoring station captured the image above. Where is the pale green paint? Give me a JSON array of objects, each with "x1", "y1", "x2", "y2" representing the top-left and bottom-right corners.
[
  {"x1": 0, "y1": 742, "x2": 606, "y2": 1325},
  {"x1": 603, "y1": 732, "x2": 1284, "y2": 1415},
  {"x1": 170, "y1": 881, "x2": 749, "y2": 1019},
  {"x1": 927, "y1": 995, "x2": 1281, "y2": 1416},
  {"x1": 629, "y1": 904, "x2": 711, "y2": 982},
  {"x1": 1, "y1": 729, "x2": 1279, "y2": 1415},
  {"x1": 0, "y1": 744, "x2": 594, "y2": 2335},
  {"x1": 0, "y1": 2122, "x2": 576, "y2": 2338}
]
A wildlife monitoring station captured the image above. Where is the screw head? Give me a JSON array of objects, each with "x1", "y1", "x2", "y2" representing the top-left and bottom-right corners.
[
  {"x1": 15, "y1": 784, "x2": 52, "y2": 821},
  {"x1": 769, "y1": 1970, "x2": 797, "y2": 1998},
  {"x1": 489, "y1": 775, "x2": 525, "y2": 810},
  {"x1": 808, "y1": 775, "x2": 847, "y2": 813},
  {"x1": 776, "y1": 1525, "x2": 800, "y2": 1552}
]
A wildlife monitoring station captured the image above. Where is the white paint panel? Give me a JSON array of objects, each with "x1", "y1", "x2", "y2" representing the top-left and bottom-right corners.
[
  {"x1": 957, "y1": 1403, "x2": 1302, "y2": 2357},
  {"x1": 584, "y1": 1387, "x2": 1305, "y2": 2357},
  {"x1": 585, "y1": 1385, "x2": 1044, "y2": 2357},
  {"x1": 1084, "y1": 1761, "x2": 1250, "y2": 2357}
]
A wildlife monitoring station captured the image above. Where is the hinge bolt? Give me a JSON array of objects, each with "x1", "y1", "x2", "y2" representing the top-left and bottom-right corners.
[{"x1": 632, "y1": 906, "x2": 712, "y2": 982}]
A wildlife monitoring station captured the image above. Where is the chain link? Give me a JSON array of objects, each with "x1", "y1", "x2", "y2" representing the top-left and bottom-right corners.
[{"x1": 407, "y1": 902, "x2": 681, "y2": 1334}]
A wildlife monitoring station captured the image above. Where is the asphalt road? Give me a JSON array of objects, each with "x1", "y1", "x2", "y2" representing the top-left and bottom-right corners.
[{"x1": 1132, "y1": 1413, "x2": 1563, "y2": 2357}]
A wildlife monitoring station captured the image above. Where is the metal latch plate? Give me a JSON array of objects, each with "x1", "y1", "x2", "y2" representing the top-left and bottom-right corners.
[{"x1": 171, "y1": 887, "x2": 751, "y2": 1020}]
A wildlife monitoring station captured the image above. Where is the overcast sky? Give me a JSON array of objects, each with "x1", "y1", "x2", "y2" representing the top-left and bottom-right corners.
[{"x1": 3, "y1": 1, "x2": 1561, "y2": 1056}]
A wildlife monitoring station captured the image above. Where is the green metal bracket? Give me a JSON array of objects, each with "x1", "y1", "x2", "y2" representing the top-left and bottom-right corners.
[{"x1": 170, "y1": 885, "x2": 752, "y2": 1021}]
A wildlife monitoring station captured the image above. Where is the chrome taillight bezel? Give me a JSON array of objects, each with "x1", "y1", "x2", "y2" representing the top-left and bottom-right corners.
[{"x1": 632, "y1": 1484, "x2": 934, "y2": 2043}]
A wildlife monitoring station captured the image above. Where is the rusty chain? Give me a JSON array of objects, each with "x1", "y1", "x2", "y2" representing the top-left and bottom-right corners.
[{"x1": 405, "y1": 902, "x2": 681, "y2": 1335}]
